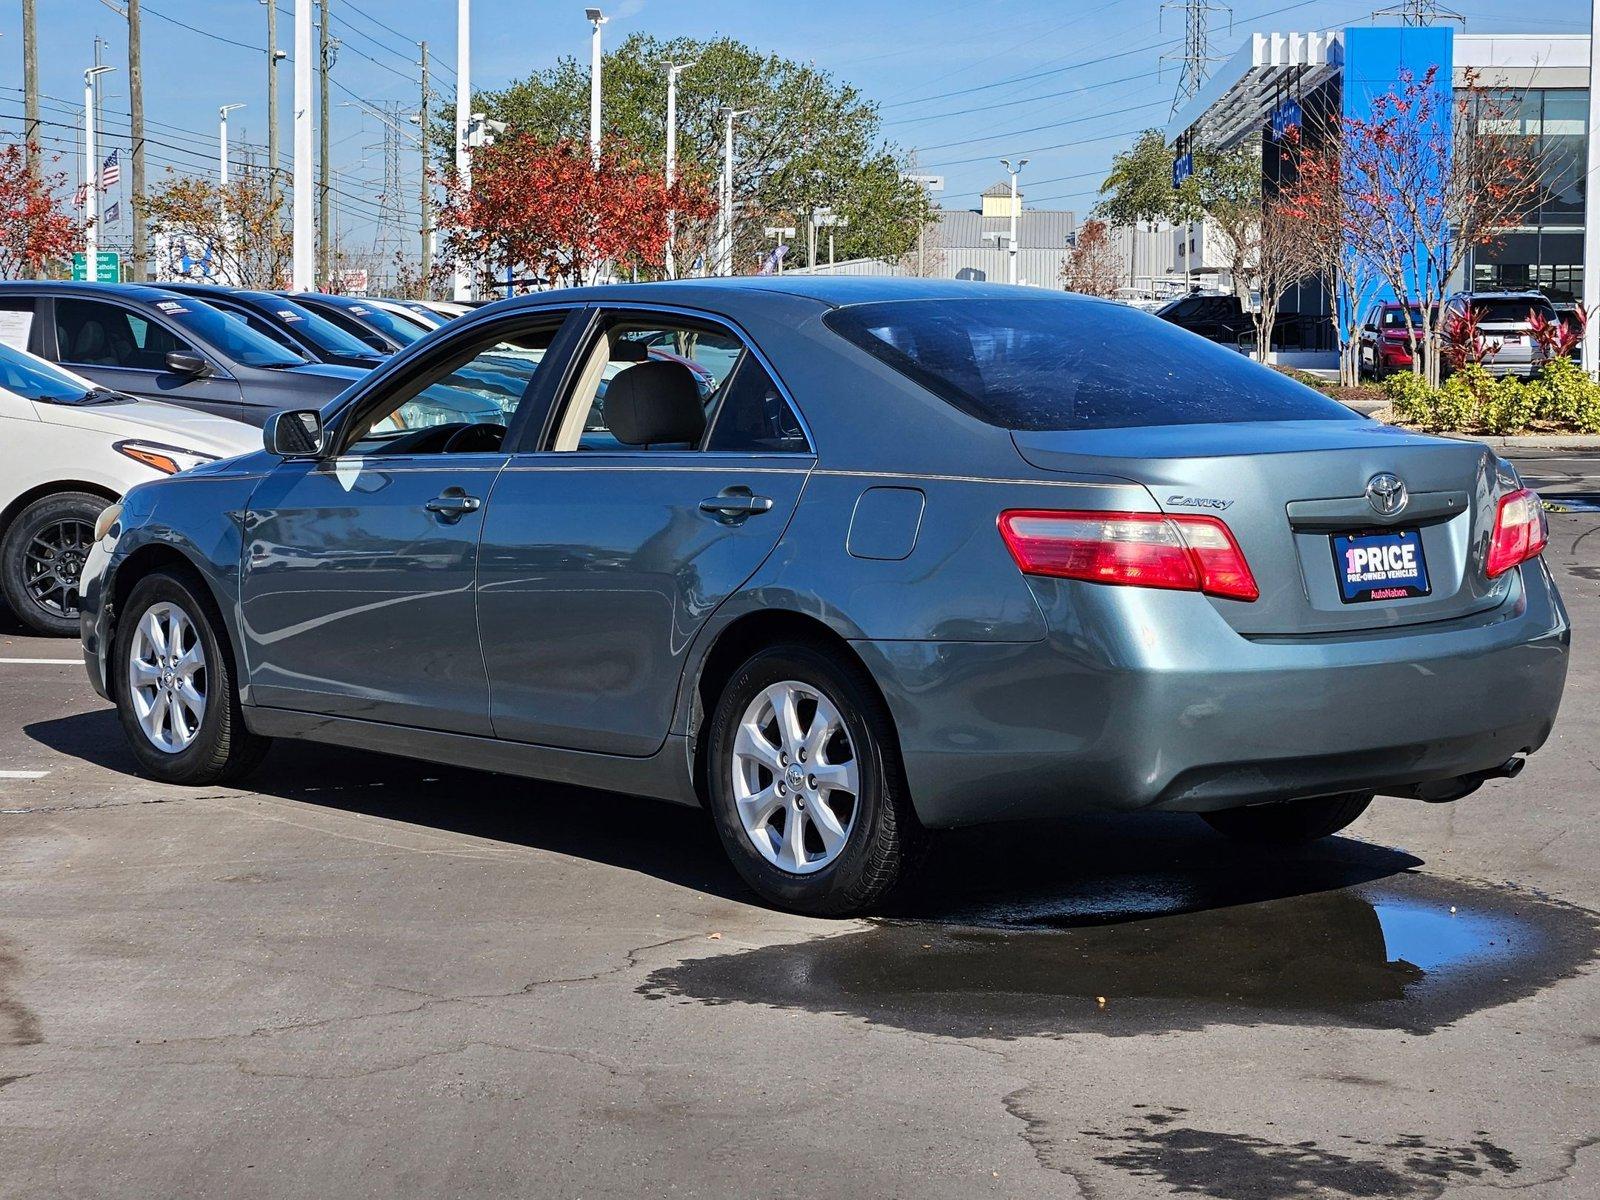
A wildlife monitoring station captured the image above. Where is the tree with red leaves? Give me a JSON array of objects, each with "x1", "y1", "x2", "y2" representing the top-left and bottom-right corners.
[
  {"x1": 1059, "y1": 219, "x2": 1121, "y2": 298},
  {"x1": 1327, "y1": 67, "x2": 1543, "y2": 386},
  {"x1": 436, "y1": 135, "x2": 717, "y2": 292},
  {"x1": 0, "y1": 142, "x2": 84, "y2": 281}
]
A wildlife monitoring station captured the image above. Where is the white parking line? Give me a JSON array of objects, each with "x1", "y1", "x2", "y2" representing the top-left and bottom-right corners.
[
  {"x1": 0, "y1": 771, "x2": 50, "y2": 780},
  {"x1": 0, "y1": 658, "x2": 79, "y2": 665}
]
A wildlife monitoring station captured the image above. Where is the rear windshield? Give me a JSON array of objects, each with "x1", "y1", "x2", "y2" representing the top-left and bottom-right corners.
[
  {"x1": 1471, "y1": 298, "x2": 1555, "y2": 324},
  {"x1": 824, "y1": 297, "x2": 1358, "y2": 431}
]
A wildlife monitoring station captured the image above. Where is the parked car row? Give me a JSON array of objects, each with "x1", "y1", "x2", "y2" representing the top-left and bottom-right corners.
[
  {"x1": 0, "y1": 279, "x2": 467, "y2": 634},
  {"x1": 1357, "y1": 291, "x2": 1564, "y2": 381}
]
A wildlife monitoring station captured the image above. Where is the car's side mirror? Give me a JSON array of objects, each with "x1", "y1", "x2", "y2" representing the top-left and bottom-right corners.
[
  {"x1": 165, "y1": 349, "x2": 210, "y2": 377},
  {"x1": 263, "y1": 409, "x2": 325, "y2": 457}
]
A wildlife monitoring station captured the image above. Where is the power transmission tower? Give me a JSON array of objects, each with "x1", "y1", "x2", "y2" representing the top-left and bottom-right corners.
[
  {"x1": 1162, "y1": 0, "x2": 1232, "y2": 116},
  {"x1": 1369, "y1": 0, "x2": 1465, "y2": 25},
  {"x1": 370, "y1": 104, "x2": 408, "y2": 289}
]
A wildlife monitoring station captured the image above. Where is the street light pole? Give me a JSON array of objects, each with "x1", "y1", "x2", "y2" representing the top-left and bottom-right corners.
[
  {"x1": 452, "y1": 0, "x2": 471, "y2": 300},
  {"x1": 292, "y1": 0, "x2": 313, "y2": 290},
  {"x1": 664, "y1": 58, "x2": 695, "y2": 279},
  {"x1": 720, "y1": 108, "x2": 751, "y2": 276},
  {"x1": 586, "y1": 8, "x2": 607, "y2": 166},
  {"x1": 1585, "y1": 0, "x2": 1600, "y2": 375},
  {"x1": 83, "y1": 64, "x2": 115, "y2": 265},
  {"x1": 419, "y1": 40, "x2": 432, "y2": 287},
  {"x1": 1000, "y1": 156, "x2": 1027, "y2": 286},
  {"x1": 219, "y1": 103, "x2": 244, "y2": 234}
]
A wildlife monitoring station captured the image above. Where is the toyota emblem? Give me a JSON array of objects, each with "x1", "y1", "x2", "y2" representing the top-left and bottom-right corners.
[{"x1": 1366, "y1": 473, "x2": 1408, "y2": 517}]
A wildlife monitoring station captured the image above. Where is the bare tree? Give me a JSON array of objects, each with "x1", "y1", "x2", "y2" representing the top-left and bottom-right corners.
[
  {"x1": 1252, "y1": 198, "x2": 1321, "y2": 363},
  {"x1": 1060, "y1": 219, "x2": 1122, "y2": 297},
  {"x1": 1339, "y1": 67, "x2": 1543, "y2": 386},
  {"x1": 142, "y1": 168, "x2": 291, "y2": 289}
]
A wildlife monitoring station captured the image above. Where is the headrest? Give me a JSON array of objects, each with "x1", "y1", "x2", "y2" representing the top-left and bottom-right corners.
[{"x1": 605, "y1": 360, "x2": 705, "y2": 447}]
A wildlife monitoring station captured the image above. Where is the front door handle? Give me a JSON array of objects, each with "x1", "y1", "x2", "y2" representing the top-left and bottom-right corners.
[
  {"x1": 425, "y1": 488, "x2": 482, "y2": 522},
  {"x1": 699, "y1": 487, "x2": 774, "y2": 519}
]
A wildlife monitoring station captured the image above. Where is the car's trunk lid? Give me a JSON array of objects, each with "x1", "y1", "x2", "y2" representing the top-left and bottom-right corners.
[{"x1": 1013, "y1": 420, "x2": 1512, "y2": 636}]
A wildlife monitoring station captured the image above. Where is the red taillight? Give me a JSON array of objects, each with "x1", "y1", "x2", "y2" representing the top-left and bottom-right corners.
[
  {"x1": 998, "y1": 510, "x2": 1259, "y2": 602},
  {"x1": 1486, "y1": 487, "x2": 1549, "y2": 578}
]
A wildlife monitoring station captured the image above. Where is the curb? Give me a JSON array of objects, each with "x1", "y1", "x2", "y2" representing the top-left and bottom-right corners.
[{"x1": 1438, "y1": 433, "x2": 1600, "y2": 451}]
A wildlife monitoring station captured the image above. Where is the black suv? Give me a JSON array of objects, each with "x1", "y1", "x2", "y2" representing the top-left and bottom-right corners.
[
  {"x1": 0, "y1": 282, "x2": 366, "y2": 426},
  {"x1": 1155, "y1": 292, "x2": 1253, "y2": 345}
]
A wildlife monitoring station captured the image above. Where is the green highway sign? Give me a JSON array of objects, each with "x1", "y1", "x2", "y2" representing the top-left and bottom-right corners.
[{"x1": 71, "y1": 251, "x2": 121, "y2": 283}]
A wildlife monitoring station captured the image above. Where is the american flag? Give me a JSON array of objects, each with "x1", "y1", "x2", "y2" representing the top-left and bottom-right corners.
[
  {"x1": 99, "y1": 149, "x2": 121, "y2": 190},
  {"x1": 72, "y1": 183, "x2": 88, "y2": 209}
]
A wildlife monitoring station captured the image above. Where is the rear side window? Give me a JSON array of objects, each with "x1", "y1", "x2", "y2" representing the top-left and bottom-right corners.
[
  {"x1": 824, "y1": 297, "x2": 1359, "y2": 431},
  {"x1": 707, "y1": 356, "x2": 810, "y2": 453}
]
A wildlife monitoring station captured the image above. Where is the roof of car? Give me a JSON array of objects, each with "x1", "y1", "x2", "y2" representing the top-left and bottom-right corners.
[
  {"x1": 0, "y1": 279, "x2": 192, "y2": 303},
  {"x1": 477, "y1": 276, "x2": 1090, "y2": 313}
]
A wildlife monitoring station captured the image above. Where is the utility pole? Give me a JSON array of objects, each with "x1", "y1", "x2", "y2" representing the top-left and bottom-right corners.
[
  {"x1": 293, "y1": 0, "x2": 314, "y2": 290},
  {"x1": 664, "y1": 59, "x2": 695, "y2": 279},
  {"x1": 83, "y1": 65, "x2": 115, "y2": 264},
  {"x1": 453, "y1": 0, "x2": 471, "y2": 300},
  {"x1": 318, "y1": 0, "x2": 335, "y2": 285},
  {"x1": 719, "y1": 108, "x2": 751, "y2": 276},
  {"x1": 586, "y1": 8, "x2": 607, "y2": 165},
  {"x1": 22, "y1": 0, "x2": 38, "y2": 176},
  {"x1": 419, "y1": 41, "x2": 433, "y2": 288},
  {"x1": 265, "y1": 0, "x2": 284, "y2": 211},
  {"x1": 1000, "y1": 157, "x2": 1027, "y2": 286},
  {"x1": 128, "y1": 0, "x2": 146, "y2": 280}
]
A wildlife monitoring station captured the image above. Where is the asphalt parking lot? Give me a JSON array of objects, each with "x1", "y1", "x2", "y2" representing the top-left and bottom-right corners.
[{"x1": 1, "y1": 457, "x2": 1597, "y2": 1200}]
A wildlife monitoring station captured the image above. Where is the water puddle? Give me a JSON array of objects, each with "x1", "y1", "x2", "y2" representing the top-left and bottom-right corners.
[
  {"x1": 641, "y1": 823, "x2": 1600, "y2": 1039},
  {"x1": 1544, "y1": 494, "x2": 1600, "y2": 514}
]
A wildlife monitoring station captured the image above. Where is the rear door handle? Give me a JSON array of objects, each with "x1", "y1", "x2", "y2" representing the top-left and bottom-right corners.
[
  {"x1": 699, "y1": 486, "x2": 774, "y2": 519},
  {"x1": 425, "y1": 488, "x2": 482, "y2": 522}
]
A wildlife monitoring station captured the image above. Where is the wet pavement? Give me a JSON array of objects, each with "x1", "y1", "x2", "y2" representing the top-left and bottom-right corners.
[{"x1": 0, "y1": 505, "x2": 1597, "y2": 1199}]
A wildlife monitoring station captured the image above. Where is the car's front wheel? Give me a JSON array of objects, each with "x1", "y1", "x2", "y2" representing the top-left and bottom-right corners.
[
  {"x1": 1200, "y1": 792, "x2": 1373, "y2": 844},
  {"x1": 705, "y1": 643, "x2": 921, "y2": 916},
  {"x1": 0, "y1": 491, "x2": 110, "y2": 636},
  {"x1": 112, "y1": 570, "x2": 269, "y2": 785}
]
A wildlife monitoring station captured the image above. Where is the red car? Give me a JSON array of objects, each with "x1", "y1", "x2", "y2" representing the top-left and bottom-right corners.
[{"x1": 1358, "y1": 302, "x2": 1433, "y2": 379}]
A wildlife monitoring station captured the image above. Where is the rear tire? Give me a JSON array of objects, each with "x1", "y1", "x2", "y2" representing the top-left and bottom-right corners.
[
  {"x1": 112, "y1": 569, "x2": 270, "y2": 785},
  {"x1": 0, "y1": 491, "x2": 110, "y2": 636},
  {"x1": 705, "y1": 642, "x2": 922, "y2": 916},
  {"x1": 1200, "y1": 792, "x2": 1374, "y2": 845}
]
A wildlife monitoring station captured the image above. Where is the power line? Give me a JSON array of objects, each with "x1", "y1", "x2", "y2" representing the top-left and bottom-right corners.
[
  {"x1": 913, "y1": 98, "x2": 1169, "y2": 154},
  {"x1": 142, "y1": 2, "x2": 265, "y2": 54}
]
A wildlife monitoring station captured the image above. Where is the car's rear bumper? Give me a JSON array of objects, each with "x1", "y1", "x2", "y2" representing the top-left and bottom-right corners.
[{"x1": 854, "y1": 560, "x2": 1569, "y2": 828}]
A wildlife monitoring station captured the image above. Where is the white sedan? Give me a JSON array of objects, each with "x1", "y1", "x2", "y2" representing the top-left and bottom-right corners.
[{"x1": 0, "y1": 342, "x2": 257, "y2": 635}]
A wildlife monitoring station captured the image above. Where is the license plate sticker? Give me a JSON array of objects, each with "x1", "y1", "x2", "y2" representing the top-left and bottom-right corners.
[{"x1": 1331, "y1": 528, "x2": 1431, "y2": 603}]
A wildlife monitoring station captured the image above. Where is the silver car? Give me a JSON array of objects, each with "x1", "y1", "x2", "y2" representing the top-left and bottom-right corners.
[
  {"x1": 1442, "y1": 290, "x2": 1559, "y2": 377},
  {"x1": 77, "y1": 280, "x2": 1570, "y2": 915}
]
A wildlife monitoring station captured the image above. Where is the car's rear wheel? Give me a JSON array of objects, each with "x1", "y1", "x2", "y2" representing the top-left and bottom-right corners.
[
  {"x1": 1200, "y1": 792, "x2": 1374, "y2": 844},
  {"x1": 705, "y1": 643, "x2": 921, "y2": 916},
  {"x1": 0, "y1": 491, "x2": 110, "y2": 636},
  {"x1": 112, "y1": 570, "x2": 269, "y2": 785}
]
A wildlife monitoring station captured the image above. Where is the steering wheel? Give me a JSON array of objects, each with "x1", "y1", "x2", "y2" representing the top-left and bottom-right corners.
[{"x1": 442, "y1": 422, "x2": 505, "y2": 454}]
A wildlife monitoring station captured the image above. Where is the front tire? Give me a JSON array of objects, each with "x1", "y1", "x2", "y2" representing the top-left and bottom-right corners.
[
  {"x1": 0, "y1": 491, "x2": 109, "y2": 636},
  {"x1": 705, "y1": 643, "x2": 921, "y2": 916},
  {"x1": 1200, "y1": 792, "x2": 1373, "y2": 844},
  {"x1": 112, "y1": 570, "x2": 269, "y2": 785}
]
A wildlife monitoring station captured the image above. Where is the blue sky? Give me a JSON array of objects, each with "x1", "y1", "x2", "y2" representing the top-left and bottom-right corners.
[{"x1": 2, "y1": 0, "x2": 1593, "y2": 255}]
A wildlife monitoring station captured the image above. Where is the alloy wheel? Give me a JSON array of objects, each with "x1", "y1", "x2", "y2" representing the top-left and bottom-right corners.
[
  {"x1": 22, "y1": 517, "x2": 94, "y2": 620},
  {"x1": 731, "y1": 680, "x2": 860, "y2": 874},
  {"x1": 127, "y1": 602, "x2": 208, "y2": 754}
]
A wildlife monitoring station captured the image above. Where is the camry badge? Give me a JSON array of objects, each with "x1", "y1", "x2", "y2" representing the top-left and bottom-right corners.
[{"x1": 1366, "y1": 473, "x2": 1408, "y2": 517}]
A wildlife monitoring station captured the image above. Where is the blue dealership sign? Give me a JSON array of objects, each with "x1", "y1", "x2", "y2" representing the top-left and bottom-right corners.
[
  {"x1": 1171, "y1": 152, "x2": 1193, "y2": 188},
  {"x1": 1270, "y1": 96, "x2": 1302, "y2": 140}
]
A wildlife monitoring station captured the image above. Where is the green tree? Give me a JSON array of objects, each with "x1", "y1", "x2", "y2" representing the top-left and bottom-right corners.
[
  {"x1": 456, "y1": 33, "x2": 930, "y2": 275},
  {"x1": 1096, "y1": 129, "x2": 1185, "y2": 227}
]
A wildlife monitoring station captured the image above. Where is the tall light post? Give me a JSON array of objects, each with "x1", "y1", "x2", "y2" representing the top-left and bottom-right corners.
[
  {"x1": 83, "y1": 64, "x2": 116, "y2": 264},
  {"x1": 218, "y1": 104, "x2": 245, "y2": 190},
  {"x1": 719, "y1": 107, "x2": 752, "y2": 276},
  {"x1": 452, "y1": 0, "x2": 471, "y2": 299},
  {"x1": 586, "y1": 7, "x2": 607, "y2": 166},
  {"x1": 999, "y1": 156, "x2": 1028, "y2": 286},
  {"x1": 1585, "y1": 0, "x2": 1600, "y2": 375},
  {"x1": 292, "y1": 0, "x2": 314, "y2": 290},
  {"x1": 664, "y1": 58, "x2": 695, "y2": 279}
]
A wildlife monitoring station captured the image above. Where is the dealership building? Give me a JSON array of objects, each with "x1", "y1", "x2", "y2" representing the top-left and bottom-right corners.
[{"x1": 1165, "y1": 24, "x2": 1594, "y2": 353}]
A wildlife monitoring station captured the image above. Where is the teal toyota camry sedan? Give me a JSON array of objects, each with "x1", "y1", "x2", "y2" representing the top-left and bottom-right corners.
[{"x1": 78, "y1": 278, "x2": 1569, "y2": 915}]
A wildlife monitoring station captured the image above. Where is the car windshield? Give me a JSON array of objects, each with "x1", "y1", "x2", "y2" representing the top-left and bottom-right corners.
[
  {"x1": 1380, "y1": 307, "x2": 1426, "y2": 328},
  {"x1": 0, "y1": 341, "x2": 112, "y2": 404},
  {"x1": 825, "y1": 297, "x2": 1359, "y2": 431},
  {"x1": 243, "y1": 294, "x2": 379, "y2": 358},
  {"x1": 334, "y1": 300, "x2": 425, "y2": 346},
  {"x1": 151, "y1": 296, "x2": 307, "y2": 367},
  {"x1": 1471, "y1": 298, "x2": 1555, "y2": 324}
]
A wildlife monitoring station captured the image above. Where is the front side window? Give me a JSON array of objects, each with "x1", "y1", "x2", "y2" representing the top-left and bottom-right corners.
[
  {"x1": 342, "y1": 319, "x2": 563, "y2": 456},
  {"x1": 826, "y1": 297, "x2": 1360, "y2": 431},
  {"x1": 550, "y1": 318, "x2": 745, "y2": 452},
  {"x1": 55, "y1": 298, "x2": 194, "y2": 371}
]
